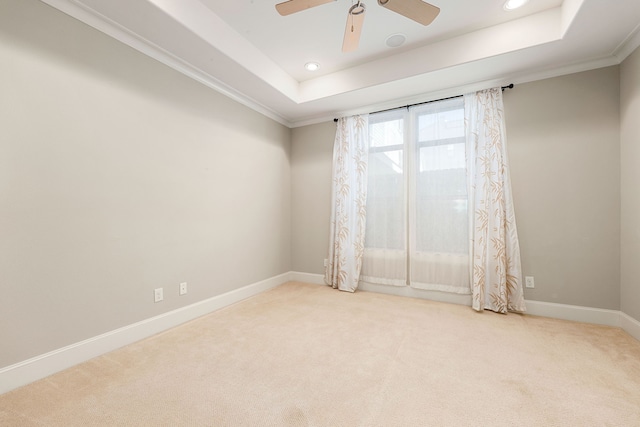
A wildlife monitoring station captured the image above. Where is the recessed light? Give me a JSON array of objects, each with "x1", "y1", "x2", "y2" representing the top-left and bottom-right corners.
[
  {"x1": 504, "y1": 0, "x2": 528, "y2": 10},
  {"x1": 385, "y1": 33, "x2": 407, "y2": 48},
  {"x1": 304, "y1": 62, "x2": 320, "y2": 71}
]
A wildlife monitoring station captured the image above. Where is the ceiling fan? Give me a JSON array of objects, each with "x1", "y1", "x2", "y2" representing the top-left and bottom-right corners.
[{"x1": 275, "y1": 0, "x2": 440, "y2": 53}]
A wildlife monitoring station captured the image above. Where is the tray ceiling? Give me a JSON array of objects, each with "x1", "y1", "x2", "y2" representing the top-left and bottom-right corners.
[{"x1": 40, "y1": 0, "x2": 640, "y2": 126}]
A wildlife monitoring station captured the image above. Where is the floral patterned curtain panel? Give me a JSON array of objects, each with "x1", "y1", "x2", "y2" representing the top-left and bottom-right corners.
[
  {"x1": 325, "y1": 115, "x2": 369, "y2": 292},
  {"x1": 464, "y1": 88, "x2": 526, "y2": 313}
]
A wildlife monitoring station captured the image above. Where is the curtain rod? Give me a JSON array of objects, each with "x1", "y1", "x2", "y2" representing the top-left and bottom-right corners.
[{"x1": 333, "y1": 84, "x2": 514, "y2": 122}]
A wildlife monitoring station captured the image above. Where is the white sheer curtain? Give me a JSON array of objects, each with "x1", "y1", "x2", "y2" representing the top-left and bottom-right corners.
[
  {"x1": 465, "y1": 88, "x2": 526, "y2": 313},
  {"x1": 325, "y1": 115, "x2": 369, "y2": 292},
  {"x1": 359, "y1": 90, "x2": 525, "y2": 311},
  {"x1": 360, "y1": 110, "x2": 407, "y2": 287},
  {"x1": 360, "y1": 100, "x2": 470, "y2": 294},
  {"x1": 409, "y1": 100, "x2": 470, "y2": 294}
]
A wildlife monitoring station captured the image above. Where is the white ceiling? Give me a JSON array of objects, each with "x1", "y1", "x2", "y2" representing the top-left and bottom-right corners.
[{"x1": 41, "y1": 0, "x2": 640, "y2": 127}]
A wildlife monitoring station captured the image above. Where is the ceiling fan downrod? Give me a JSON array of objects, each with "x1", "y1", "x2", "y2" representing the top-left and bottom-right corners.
[{"x1": 348, "y1": 1, "x2": 366, "y2": 17}]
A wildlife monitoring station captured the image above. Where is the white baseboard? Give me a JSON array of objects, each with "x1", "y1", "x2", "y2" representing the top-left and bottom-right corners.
[
  {"x1": 0, "y1": 272, "x2": 290, "y2": 395},
  {"x1": 3, "y1": 271, "x2": 639, "y2": 395},
  {"x1": 621, "y1": 312, "x2": 640, "y2": 342},
  {"x1": 359, "y1": 281, "x2": 473, "y2": 306},
  {"x1": 291, "y1": 272, "x2": 640, "y2": 341},
  {"x1": 289, "y1": 271, "x2": 325, "y2": 285},
  {"x1": 523, "y1": 300, "x2": 621, "y2": 327},
  {"x1": 301, "y1": 268, "x2": 640, "y2": 346},
  {"x1": 359, "y1": 283, "x2": 623, "y2": 327}
]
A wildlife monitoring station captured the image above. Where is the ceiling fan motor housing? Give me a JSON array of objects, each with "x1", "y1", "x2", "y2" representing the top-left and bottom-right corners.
[
  {"x1": 276, "y1": 0, "x2": 440, "y2": 53},
  {"x1": 349, "y1": 2, "x2": 366, "y2": 15}
]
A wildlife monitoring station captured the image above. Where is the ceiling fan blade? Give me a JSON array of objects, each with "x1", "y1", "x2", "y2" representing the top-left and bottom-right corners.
[
  {"x1": 275, "y1": 0, "x2": 335, "y2": 16},
  {"x1": 377, "y1": 0, "x2": 440, "y2": 25},
  {"x1": 342, "y1": 3, "x2": 366, "y2": 53}
]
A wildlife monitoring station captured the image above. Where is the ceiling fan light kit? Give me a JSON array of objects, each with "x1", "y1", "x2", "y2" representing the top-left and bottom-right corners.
[{"x1": 275, "y1": 0, "x2": 440, "y2": 52}]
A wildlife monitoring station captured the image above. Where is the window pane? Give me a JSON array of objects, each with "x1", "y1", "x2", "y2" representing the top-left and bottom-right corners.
[
  {"x1": 364, "y1": 100, "x2": 469, "y2": 292},
  {"x1": 370, "y1": 118, "x2": 403, "y2": 148},
  {"x1": 417, "y1": 107, "x2": 464, "y2": 142},
  {"x1": 414, "y1": 141, "x2": 468, "y2": 254},
  {"x1": 418, "y1": 141, "x2": 466, "y2": 172},
  {"x1": 365, "y1": 148, "x2": 405, "y2": 250}
]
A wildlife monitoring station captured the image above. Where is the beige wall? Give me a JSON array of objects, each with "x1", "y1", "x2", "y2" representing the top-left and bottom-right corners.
[
  {"x1": 0, "y1": 0, "x2": 291, "y2": 368},
  {"x1": 621, "y1": 46, "x2": 640, "y2": 321},
  {"x1": 505, "y1": 67, "x2": 620, "y2": 310},
  {"x1": 2, "y1": 0, "x2": 634, "y2": 373},
  {"x1": 291, "y1": 122, "x2": 335, "y2": 274},
  {"x1": 292, "y1": 67, "x2": 622, "y2": 310}
]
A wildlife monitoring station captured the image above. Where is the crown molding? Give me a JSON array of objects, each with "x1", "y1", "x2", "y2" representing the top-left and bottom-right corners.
[
  {"x1": 614, "y1": 22, "x2": 640, "y2": 62},
  {"x1": 39, "y1": 0, "x2": 292, "y2": 127},
  {"x1": 289, "y1": 55, "x2": 619, "y2": 128}
]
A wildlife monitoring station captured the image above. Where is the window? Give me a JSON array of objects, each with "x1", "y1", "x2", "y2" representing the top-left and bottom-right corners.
[{"x1": 361, "y1": 98, "x2": 471, "y2": 293}]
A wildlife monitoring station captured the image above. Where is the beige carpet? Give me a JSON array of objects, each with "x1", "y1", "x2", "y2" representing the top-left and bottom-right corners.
[{"x1": 1, "y1": 282, "x2": 640, "y2": 426}]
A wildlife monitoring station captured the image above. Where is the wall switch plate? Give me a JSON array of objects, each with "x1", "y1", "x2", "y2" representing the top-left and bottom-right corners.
[
  {"x1": 179, "y1": 282, "x2": 187, "y2": 296},
  {"x1": 154, "y1": 287, "x2": 163, "y2": 302},
  {"x1": 525, "y1": 276, "x2": 535, "y2": 288},
  {"x1": 324, "y1": 259, "x2": 328, "y2": 267}
]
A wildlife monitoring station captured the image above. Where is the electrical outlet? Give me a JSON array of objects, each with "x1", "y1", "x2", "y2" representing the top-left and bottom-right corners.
[
  {"x1": 179, "y1": 282, "x2": 187, "y2": 296},
  {"x1": 154, "y1": 287, "x2": 163, "y2": 302},
  {"x1": 525, "y1": 276, "x2": 535, "y2": 289},
  {"x1": 324, "y1": 259, "x2": 328, "y2": 267}
]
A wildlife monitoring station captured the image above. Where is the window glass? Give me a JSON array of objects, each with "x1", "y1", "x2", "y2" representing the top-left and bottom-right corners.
[
  {"x1": 417, "y1": 107, "x2": 464, "y2": 142},
  {"x1": 363, "y1": 98, "x2": 469, "y2": 291}
]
